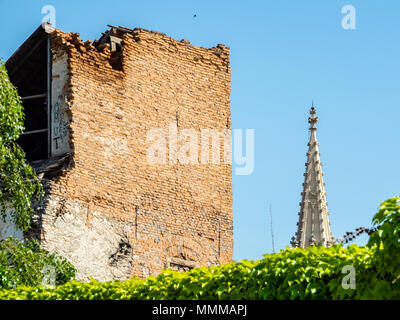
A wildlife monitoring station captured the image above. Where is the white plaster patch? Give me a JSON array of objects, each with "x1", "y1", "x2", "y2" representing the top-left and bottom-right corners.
[
  {"x1": 41, "y1": 198, "x2": 133, "y2": 282},
  {"x1": 51, "y1": 53, "x2": 71, "y2": 156}
]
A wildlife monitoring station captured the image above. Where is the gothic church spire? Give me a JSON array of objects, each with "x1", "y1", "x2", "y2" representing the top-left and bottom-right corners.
[{"x1": 291, "y1": 105, "x2": 334, "y2": 248}]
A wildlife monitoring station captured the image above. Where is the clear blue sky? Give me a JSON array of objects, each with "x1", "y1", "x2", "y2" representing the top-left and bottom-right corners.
[{"x1": 1, "y1": 0, "x2": 399, "y2": 261}]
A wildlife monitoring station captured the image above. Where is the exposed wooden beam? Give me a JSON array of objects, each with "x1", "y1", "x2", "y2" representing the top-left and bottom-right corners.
[
  {"x1": 21, "y1": 93, "x2": 46, "y2": 101},
  {"x1": 20, "y1": 128, "x2": 48, "y2": 136}
]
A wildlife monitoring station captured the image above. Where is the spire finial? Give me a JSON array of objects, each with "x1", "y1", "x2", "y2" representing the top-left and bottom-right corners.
[{"x1": 308, "y1": 102, "x2": 318, "y2": 130}]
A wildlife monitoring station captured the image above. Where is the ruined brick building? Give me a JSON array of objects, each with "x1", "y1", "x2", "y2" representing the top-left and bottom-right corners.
[{"x1": 4, "y1": 24, "x2": 233, "y2": 281}]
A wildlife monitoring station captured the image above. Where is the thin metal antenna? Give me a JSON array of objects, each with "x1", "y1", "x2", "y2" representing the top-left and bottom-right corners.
[{"x1": 269, "y1": 204, "x2": 275, "y2": 253}]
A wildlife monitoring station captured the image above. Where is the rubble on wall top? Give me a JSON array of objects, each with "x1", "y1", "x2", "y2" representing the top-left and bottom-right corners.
[
  {"x1": 49, "y1": 24, "x2": 230, "y2": 69},
  {"x1": 72, "y1": 24, "x2": 230, "y2": 54},
  {"x1": 7, "y1": 23, "x2": 230, "y2": 80}
]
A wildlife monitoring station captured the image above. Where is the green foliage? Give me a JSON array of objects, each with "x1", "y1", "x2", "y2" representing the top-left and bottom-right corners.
[
  {"x1": 0, "y1": 244, "x2": 395, "y2": 300},
  {"x1": 0, "y1": 237, "x2": 76, "y2": 289},
  {"x1": 0, "y1": 60, "x2": 42, "y2": 230},
  {"x1": 368, "y1": 196, "x2": 400, "y2": 282},
  {"x1": 0, "y1": 197, "x2": 398, "y2": 300}
]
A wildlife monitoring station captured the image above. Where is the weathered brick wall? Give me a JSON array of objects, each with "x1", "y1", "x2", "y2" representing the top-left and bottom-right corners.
[{"x1": 35, "y1": 28, "x2": 232, "y2": 281}]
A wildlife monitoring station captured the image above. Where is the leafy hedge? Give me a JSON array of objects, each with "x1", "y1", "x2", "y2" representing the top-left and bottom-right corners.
[
  {"x1": 0, "y1": 197, "x2": 399, "y2": 300},
  {"x1": 0, "y1": 244, "x2": 378, "y2": 300},
  {"x1": 0, "y1": 237, "x2": 76, "y2": 289}
]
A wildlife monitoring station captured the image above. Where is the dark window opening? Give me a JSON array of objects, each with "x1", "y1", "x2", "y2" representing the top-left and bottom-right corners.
[{"x1": 6, "y1": 28, "x2": 50, "y2": 162}]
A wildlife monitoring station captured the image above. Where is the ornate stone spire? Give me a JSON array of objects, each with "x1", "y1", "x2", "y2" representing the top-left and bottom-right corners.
[{"x1": 291, "y1": 105, "x2": 334, "y2": 248}]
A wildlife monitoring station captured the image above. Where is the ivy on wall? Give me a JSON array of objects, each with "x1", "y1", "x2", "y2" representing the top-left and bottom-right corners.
[{"x1": 0, "y1": 60, "x2": 42, "y2": 230}]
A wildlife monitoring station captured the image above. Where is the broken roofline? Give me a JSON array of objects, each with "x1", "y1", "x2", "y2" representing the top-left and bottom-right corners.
[
  {"x1": 6, "y1": 23, "x2": 230, "y2": 72},
  {"x1": 93, "y1": 24, "x2": 230, "y2": 52}
]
